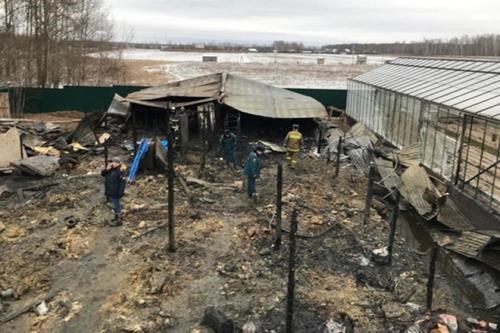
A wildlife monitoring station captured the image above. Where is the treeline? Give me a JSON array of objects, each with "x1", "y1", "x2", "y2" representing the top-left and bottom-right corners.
[
  {"x1": 0, "y1": 0, "x2": 126, "y2": 88},
  {"x1": 323, "y1": 35, "x2": 500, "y2": 56}
]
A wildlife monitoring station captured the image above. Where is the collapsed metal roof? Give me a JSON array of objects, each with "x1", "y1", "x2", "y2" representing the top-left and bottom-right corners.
[
  {"x1": 126, "y1": 72, "x2": 327, "y2": 119},
  {"x1": 352, "y1": 57, "x2": 500, "y2": 120}
]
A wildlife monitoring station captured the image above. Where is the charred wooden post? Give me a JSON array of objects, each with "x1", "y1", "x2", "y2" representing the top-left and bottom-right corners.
[
  {"x1": 167, "y1": 109, "x2": 176, "y2": 252},
  {"x1": 317, "y1": 127, "x2": 323, "y2": 154},
  {"x1": 275, "y1": 163, "x2": 283, "y2": 249},
  {"x1": 386, "y1": 188, "x2": 400, "y2": 266},
  {"x1": 200, "y1": 109, "x2": 207, "y2": 173},
  {"x1": 335, "y1": 136, "x2": 342, "y2": 178},
  {"x1": 426, "y1": 245, "x2": 439, "y2": 310},
  {"x1": 363, "y1": 163, "x2": 376, "y2": 224},
  {"x1": 207, "y1": 104, "x2": 214, "y2": 150},
  {"x1": 153, "y1": 108, "x2": 158, "y2": 169},
  {"x1": 326, "y1": 148, "x2": 331, "y2": 164},
  {"x1": 286, "y1": 209, "x2": 299, "y2": 333},
  {"x1": 132, "y1": 108, "x2": 137, "y2": 155},
  {"x1": 103, "y1": 116, "x2": 108, "y2": 168}
]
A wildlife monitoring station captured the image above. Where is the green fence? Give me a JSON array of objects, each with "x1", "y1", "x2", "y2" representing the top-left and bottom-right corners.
[{"x1": 8, "y1": 85, "x2": 347, "y2": 114}]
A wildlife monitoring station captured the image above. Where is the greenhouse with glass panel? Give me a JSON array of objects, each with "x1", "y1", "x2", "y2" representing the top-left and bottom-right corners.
[{"x1": 346, "y1": 57, "x2": 500, "y2": 214}]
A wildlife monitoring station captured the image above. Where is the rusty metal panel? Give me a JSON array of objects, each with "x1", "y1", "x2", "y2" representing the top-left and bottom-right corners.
[
  {"x1": 447, "y1": 231, "x2": 492, "y2": 257},
  {"x1": 0, "y1": 92, "x2": 10, "y2": 118}
]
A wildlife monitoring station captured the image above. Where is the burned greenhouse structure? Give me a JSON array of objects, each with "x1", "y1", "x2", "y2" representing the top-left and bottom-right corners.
[{"x1": 347, "y1": 57, "x2": 500, "y2": 217}]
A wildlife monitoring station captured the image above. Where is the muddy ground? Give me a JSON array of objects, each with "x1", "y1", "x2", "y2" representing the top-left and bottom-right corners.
[{"x1": 0, "y1": 134, "x2": 477, "y2": 332}]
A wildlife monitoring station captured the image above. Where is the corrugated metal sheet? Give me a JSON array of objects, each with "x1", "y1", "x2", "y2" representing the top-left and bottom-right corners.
[
  {"x1": 399, "y1": 165, "x2": 437, "y2": 218},
  {"x1": 375, "y1": 158, "x2": 401, "y2": 190},
  {"x1": 126, "y1": 72, "x2": 326, "y2": 119},
  {"x1": 128, "y1": 73, "x2": 221, "y2": 100},
  {"x1": 352, "y1": 57, "x2": 500, "y2": 120},
  {"x1": 347, "y1": 147, "x2": 373, "y2": 176},
  {"x1": 450, "y1": 253, "x2": 500, "y2": 309}
]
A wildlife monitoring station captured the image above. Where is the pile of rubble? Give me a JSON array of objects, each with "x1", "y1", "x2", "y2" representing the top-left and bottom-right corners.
[{"x1": 0, "y1": 111, "x2": 498, "y2": 332}]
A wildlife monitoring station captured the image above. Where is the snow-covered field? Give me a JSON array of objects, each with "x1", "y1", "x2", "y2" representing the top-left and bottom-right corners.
[{"x1": 118, "y1": 49, "x2": 394, "y2": 89}]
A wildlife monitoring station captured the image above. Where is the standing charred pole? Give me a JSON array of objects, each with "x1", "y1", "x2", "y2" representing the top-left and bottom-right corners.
[
  {"x1": 153, "y1": 108, "x2": 158, "y2": 169},
  {"x1": 275, "y1": 162, "x2": 283, "y2": 249},
  {"x1": 285, "y1": 208, "x2": 299, "y2": 333},
  {"x1": 363, "y1": 162, "x2": 376, "y2": 224},
  {"x1": 167, "y1": 106, "x2": 176, "y2": 252},
  {"x1": 317, "y1": 127, "x2": 323, "y2": 154},
  {"x1": 132, "y1": 107, "x2": 137, "y2": 155},
  {"x1": 426, "y1": 245, "x2": 439, "y2": 310},
  {"x1": 200, "y1": 107, "x2": 207, "y2": 173},
  {"x1": 335, "y1": 136, "x2": 342, "y2": 178},
  {"x1": 103, "y1": 117, "x2": 108, "y2": 168},
  {"x1": 386, "y1": 188, "x2": 400, "y2": 266}
]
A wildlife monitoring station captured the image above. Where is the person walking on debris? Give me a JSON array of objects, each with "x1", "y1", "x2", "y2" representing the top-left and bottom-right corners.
[
  {"x1": 101, "y1": 156, "x2": 126, "y2": 226},
  {"x1": 220, "y1": 129, "x2": 238, "y2": 169},
  {"x1": 244, "y1": 144, "x2": 264, "y2": 201},
  {"x1": 283, "y1": 124, "x2": 304, "y2": 168}
]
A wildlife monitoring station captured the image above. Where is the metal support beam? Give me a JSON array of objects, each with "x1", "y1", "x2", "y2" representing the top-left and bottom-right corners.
[
  {"x1": 285, "y1": 208, "x2": 298, "y2": 333},
  {"x1": 455, "y1": 114, "x2": 468, "y2": 185},
  {"x1": 132, "y1": 108, "x2": 137, "y2": 156},
  {"x1": 275, "y1": 163, "x2": 283, "y2": 249},
  {"x1": 167, "y1": 109, "x2": 176, "y2": 253},
  {"x1": 464, "y1": 159, "x2": 500, "y2": 186},
  {"x1": 317, "y1": 127, "x2": 323, "y2": 154},
  {"x1": 335, "y1": 136, "x2": 342, "y2": 178},
  {"x1": 426, "y1": 245, "x2": 439, "y2": 311},
  {"x1": 386, "y1": 189, "x2": 400, "y2": 266},
  {"x1": 363, "y1": 163, "x2": 375, "y2": 224}
]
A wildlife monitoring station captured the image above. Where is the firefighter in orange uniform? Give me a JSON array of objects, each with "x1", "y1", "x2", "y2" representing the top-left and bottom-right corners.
[{"x1": 283, "y1": 124, "x2": 304, "y2": 168}]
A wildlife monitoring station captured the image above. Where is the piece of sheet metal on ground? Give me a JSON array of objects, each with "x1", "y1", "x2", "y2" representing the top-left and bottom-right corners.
[
  {"x1": 399, "y1": 165, "x2": 437, "y2": 219},
  {"x1": 450, "y1": 253, "x2": 500, "y2": 309},
  {"x1": 0, "y1": 128, "x2": 22, "y2": 168},
  {"x1": 375, "y1": 158, "x2": 401, "y2": 190},
  {"x1": 347, "y1": 147, "x2": 373, "y2": 176}
]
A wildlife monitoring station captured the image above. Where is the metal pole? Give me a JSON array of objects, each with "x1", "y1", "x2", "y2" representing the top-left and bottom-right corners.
[
  {"x1": 285, "y1": 208, "x2": 299, "y2": 333},
  {"x1": 317, "y1": 127, "x2": 323, "y2": 154},
  {"x1": 335, "y1": 136, "x2": 342, "y2": 178},
  {"x1": 386, "y1": 188, "x2": 400, "y2": 266},
  {"x1": 363, "y1": 163, "x2": 375, "y2": 224},
  {"x1": 167, "y1": 109, "x2": 176, "y2": 253},
  {"x1": 275, "y1": 163, "x2": 283, "y2": 249},
  {"x1": 132, "y1": 108, "x2": 137, "y2": 156},
  {"x1": 426, "y1": 245, "x2": 439, "y2": 310}
]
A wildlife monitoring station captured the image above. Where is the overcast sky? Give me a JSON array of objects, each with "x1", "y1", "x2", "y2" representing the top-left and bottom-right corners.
[{"x1": 104, "y1": 0, "x2": 500, "y2": 45}]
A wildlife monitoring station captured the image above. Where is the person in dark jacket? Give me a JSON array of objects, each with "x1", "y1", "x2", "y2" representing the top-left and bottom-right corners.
[
  {"x1": 220, "y1": 129, "x2": 238, "y2": 169},
  {"x1": 101, "y1": 156, "x2": 125, "y2": 226},
  {"x1": 244, "y1": 144, "x2": 264, "y2": 200}
]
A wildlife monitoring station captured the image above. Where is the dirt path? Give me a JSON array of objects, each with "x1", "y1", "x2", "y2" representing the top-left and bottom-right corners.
[
  {"x1": 163, "y1": 215, "x2": 234, "y2": 332},
  {"x1": 50, "y1": 226, "x2": 138, "y2": 333}
]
